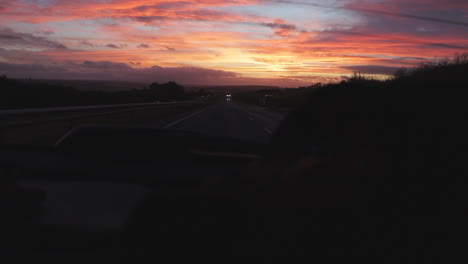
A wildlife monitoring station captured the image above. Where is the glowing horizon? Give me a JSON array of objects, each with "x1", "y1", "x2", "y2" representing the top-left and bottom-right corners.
[{"x1": 0, "y1": 0, "x2": 467, "y2": 87}]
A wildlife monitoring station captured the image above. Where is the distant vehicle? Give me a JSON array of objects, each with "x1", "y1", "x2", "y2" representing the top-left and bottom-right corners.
[
  {"x1": 259, "y1": 94, "x2": 272, "y2": 106},
  {"x1": 226, "y1": 94, "x2": 232, "y2": 102}
]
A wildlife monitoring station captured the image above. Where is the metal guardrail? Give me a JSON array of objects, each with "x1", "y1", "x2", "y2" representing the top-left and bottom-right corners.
[
  {"x1": 0, "y1": 101, "x2": 208, "y2": 145},
  {"x1": 0, "y1": 102, "x2": 180, "y2": 116},
  {"x1": 0, "y1": 101, "x2": 202, "y2": 130}
]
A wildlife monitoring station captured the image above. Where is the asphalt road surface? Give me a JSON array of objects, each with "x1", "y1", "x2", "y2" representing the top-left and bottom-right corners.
[{"x1": 159, "y1": 102, "x2": 286, "y2": 143}]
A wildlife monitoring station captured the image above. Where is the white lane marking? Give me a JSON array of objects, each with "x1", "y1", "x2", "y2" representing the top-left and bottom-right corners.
[
  {"x1": 164, "y1": 108, "x2": 207, "y2": 128},
  {"x1": 264, "y1": 128, "x2": 272, "y2": 135}
]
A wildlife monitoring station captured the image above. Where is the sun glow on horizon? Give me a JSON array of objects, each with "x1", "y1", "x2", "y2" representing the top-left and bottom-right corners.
[{"x1": 0, "y1": 0, "x2": 467, "y2": 86}]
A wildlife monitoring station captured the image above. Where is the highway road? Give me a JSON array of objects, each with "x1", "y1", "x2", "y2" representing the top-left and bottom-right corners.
[
  {"x1": 0, "y1": 101, "x2": 288, "y2": 145},
  {"x1": 159, "y1": 102, "x2": 287, "y2": 143}
]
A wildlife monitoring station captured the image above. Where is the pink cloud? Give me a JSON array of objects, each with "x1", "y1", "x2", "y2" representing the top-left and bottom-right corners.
[
  {"x1": 0, "y1": 27, "x2": 66, "y2": 49},
  {"x1": 0, "y1": 0, "x2": 466, "y2": 86},
  {"x1": 0, "y1": 58, "x2": 313, "y2": 87}
]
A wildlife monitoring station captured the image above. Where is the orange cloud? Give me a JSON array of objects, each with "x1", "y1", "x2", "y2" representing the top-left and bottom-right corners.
[{"x1": 0, "y1": 0, "x2": 467, "y2": 86}]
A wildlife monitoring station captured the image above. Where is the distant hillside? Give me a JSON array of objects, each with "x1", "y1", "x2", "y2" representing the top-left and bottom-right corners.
[
  {"x1": 15, "y1": 79, "x2": 147, "y2": 92},
  {"x1": 187, "y1": 85, "x2": 281, "y2": 94},
  {"x1": 16, "y1": 80, "x2": 280, "y2": 94},
  {"x1": 0, "y1": 76, "x2": 201, "y2": 109}
]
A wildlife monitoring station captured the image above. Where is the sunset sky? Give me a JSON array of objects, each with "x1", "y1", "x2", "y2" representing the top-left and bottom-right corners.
[{"x1": 0, "y1": 0, "x2": 467, "y2": 87}]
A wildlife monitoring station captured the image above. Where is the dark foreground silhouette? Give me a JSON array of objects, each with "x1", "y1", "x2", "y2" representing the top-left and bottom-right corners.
[
  {"x1": 1, "y1": 58, "x2": 467, "y2": 263},
  {"x1": 122, "y1": 59, "x2": 468, "y2": 263}
]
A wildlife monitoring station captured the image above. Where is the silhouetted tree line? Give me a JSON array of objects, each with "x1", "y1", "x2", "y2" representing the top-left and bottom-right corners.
[
  {"x1": 0, "y1": 77, "x2": 208, "y2": 109},
  {"x1": 149, "y1": 81, "x2": 184, "y2": 101},
  {"x1": 333, "y1": 54, "x2": 468, "y2": 96},
  {"x1": 265, "y1": 56, "x2": 468, "y2": 263},
  {"x1": 236, "y1": 54, "x2": 468, "y2": 108}
]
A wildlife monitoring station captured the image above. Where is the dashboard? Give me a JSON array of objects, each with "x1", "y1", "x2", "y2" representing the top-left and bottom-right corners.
[{"x1": 0, "y1": 125, "x2": 266, "y2": 262}]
